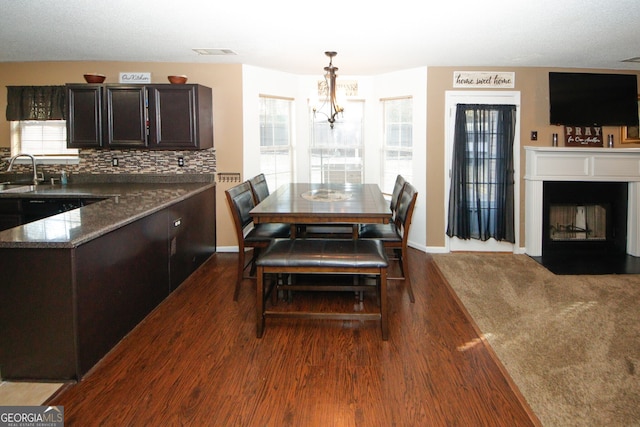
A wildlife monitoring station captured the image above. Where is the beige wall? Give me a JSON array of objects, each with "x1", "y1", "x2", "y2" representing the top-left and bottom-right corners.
[
  {"x1": 0, "y1": 61, "x2": 244, "y2": 247},
  {"x1": 426, "y1": 67, "x2": 640, "y2": 249}
]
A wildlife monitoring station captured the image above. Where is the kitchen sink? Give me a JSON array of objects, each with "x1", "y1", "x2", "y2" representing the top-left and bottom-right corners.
[{"x1": 0, "y1": 182, "x2": 36, "y2": 193}]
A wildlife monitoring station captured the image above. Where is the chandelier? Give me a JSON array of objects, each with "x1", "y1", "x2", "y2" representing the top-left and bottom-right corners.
[{"x1": 314, "y1": 51, "x2": 344, "y2": 129}]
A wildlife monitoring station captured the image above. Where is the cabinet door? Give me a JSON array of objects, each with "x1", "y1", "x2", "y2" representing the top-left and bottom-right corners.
[
  {"x1": 147, "y1": 84, "x2": 213, "y2": 149},
  {"x1": 66, "y1": 85, "x2": 103, "y2": 148},
  {"x1": 168, "y1": 186, "x2": 216, "y2": 289},
  {"x1": 0, "y1": 247, "x2": 76, "y2": 380},
  {"x1": 105, "y1": 85, "x2": 148, "y2": 148},
  {"x1": 75, "y1": 209, "x2": 170, "y2": 377}
]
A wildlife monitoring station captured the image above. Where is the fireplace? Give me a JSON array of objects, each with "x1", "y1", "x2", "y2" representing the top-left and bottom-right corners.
[
  {"x1": 542, "y1": 181, "x2": 627, "y2": 256},
  {"x1": 525, "y1": 147, "x2": 640, "y2": 274}
]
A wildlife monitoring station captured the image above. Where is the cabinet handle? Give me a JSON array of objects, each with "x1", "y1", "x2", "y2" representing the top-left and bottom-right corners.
[
  {"x1": 144, "y1": 88, "x2": 150, "y2": 137},
  {"x1": 173, "y1": 218, "x2": 182, "y2": 227}
]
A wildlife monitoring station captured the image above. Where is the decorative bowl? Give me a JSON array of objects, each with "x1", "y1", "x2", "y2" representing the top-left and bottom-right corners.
[
  {"x1": 168, "y1": 75, "x2": 188, "y2": 84},
  {"x1": 83, "y1": 73, "x2": 106, "y2": 84}
]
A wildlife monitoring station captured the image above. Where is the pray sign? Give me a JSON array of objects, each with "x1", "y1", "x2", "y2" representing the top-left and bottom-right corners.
[{"x1": 564, "y1": 126, "x2": 603, "y2": 147}]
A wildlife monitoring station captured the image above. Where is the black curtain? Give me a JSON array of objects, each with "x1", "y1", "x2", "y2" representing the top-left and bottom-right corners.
[
  {"x1": 446, "y1": 104, "x2": 516, "y2": 242},
  {"x1": 6, "y1": 86, "x2": 66, "y2": 121}
]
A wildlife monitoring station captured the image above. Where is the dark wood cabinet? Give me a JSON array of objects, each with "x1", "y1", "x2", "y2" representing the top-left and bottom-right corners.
[
  {"x1": 148, "y1": 84, "x2": 213, "y2": 149},
  {"x1": 66, "y1": 85, "x2": 103, "y2": 148},
  {"x1": 168, "y1": 186, "x2": 216, "y2": 289},
  {"x1": 66, "y1": 83, "x2": 213, "y2": 150},
  {"x1": 0, "y1": 186, "x2": 216, "y2": 380},
  {"x1": 75, "y1": 209, "x2": 170, "y2": 375},
  {"x1": 105, "y1": 85, "x2": 147, "y2": 148}
]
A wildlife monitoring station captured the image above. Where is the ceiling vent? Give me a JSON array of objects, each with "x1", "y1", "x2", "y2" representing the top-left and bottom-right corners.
[{"x1": 192, "y1": 48, "x2": 237, "y2": 56}]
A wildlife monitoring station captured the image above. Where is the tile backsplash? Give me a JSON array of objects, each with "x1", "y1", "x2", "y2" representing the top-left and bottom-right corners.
[{"x1": 0, "y1": 147, "x2": 216, "y2": 178}]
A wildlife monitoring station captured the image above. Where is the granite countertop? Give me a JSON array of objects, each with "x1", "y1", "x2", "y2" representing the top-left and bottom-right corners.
[{"x1": 0, "y1": 180, "x2": 215, "y2": 249}]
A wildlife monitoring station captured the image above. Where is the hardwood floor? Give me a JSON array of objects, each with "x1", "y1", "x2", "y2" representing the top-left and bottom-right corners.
[{"x1": 47, "y1": 249, "x2": 540, "y2": 426}]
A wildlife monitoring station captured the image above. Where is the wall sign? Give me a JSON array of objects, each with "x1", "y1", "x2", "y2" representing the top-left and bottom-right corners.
[
  {"x1": 119, "y1": 72, "x2": 151, "y2": 84},
  {"x1": 564, "y1": 126, "x2": 603, "y2": 147},
  {"x1": 453, "y1": 71, "x2": 515, "y2": 88}
]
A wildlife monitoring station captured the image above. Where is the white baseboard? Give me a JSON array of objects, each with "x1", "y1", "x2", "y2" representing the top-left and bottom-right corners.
[{"x1": 216, "y1": 246, "x2": 238, "y2": 253}]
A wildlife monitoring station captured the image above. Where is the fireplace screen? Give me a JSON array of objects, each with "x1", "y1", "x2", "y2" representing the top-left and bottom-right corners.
[{"x1": 549, "y1": 204, "x2": 607, "y2": 241}]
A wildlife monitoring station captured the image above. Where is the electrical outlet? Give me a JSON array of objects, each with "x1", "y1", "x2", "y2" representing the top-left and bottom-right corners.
[
  {"x1": 112, "y1": 158, "x2": 119, "y2": 167},
  {"x1": 531, "y1": 131, "x2": 538, "y2": 141},
  {"x1": 178, "y1": 157, "x2": 184, "y2": 167}
]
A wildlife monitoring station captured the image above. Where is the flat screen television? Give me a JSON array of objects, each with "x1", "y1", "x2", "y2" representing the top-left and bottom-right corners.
[{"x1": 549, "y1": 72, "x2": 639, "y2": 126}]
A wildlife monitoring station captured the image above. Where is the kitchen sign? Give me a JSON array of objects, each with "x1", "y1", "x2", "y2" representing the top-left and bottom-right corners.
[
  {"x1": 564, "y1": 126, "x2": 603, "y2": 147},
  {"x1": 453, "y1": 71, "x2": 515, "y2": 88},
  {"x1": 119, "y1": 72, "x2": 151, "y2": 84}
]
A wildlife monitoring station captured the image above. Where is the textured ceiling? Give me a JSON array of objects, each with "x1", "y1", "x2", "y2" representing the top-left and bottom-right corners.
[{"x1": 1, "y1": 0, "x2": 639, "y2": 75}]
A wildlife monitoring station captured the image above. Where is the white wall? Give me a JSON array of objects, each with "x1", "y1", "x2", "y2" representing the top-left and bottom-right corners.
[
  {"x1": 242, "y1": 65, "x2": 428, "y2": 250},
  {"x1": 242, "y1": 65, "x2": 299, "y2": 179},
  {"x1": 373, "y1": 67, "x2": 428, "y2": 250}
]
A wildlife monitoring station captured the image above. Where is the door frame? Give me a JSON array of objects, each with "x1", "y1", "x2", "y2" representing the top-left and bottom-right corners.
[{"x1": 444, "y1": 91, "x2": 521, "y2": 253}]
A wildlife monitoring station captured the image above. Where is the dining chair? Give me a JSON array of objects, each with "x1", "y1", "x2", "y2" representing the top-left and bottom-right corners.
[
  {"x1": 225, "y1": 181, "x2": 290, "y2": 301},
  {"x1": 388, "y1": 175, "x2": 406, "y2": 219},
  {"x1": 359, "y1": 181, "x2": 418, "y2": 303},
  {"x1": 248, "y1": 173, "x2": 270, "y2": 204}
]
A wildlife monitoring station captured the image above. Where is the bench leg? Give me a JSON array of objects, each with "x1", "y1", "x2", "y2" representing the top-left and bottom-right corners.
[
  {"x1": 256, "y1": 266, "x2": 265, "y2": 338},
  {"x1": 380, "y1": 268, "x2": 389, "y2": 340}
]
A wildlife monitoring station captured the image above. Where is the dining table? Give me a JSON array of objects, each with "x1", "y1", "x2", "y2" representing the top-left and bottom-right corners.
[{"x1": 249, "y1": 182, "x2": 391, "y2": 238}]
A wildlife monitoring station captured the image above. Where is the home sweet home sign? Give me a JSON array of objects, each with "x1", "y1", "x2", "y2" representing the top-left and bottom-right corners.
[
  {"x1": 564, "y1": 126, "x2": 603, "y2": 147},
  {"x1": 452, "y1": 71, "x2": 515, "y2": 88}
]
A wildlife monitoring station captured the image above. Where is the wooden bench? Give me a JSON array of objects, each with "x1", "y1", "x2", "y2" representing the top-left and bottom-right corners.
[{"x1": 255, "y1": 238, "x2": 389, "y2": 340}]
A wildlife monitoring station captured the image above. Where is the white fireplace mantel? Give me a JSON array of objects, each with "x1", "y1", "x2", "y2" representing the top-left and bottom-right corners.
[{"x1": 524, "y1": 146, "x2": 640, "y2": 257}]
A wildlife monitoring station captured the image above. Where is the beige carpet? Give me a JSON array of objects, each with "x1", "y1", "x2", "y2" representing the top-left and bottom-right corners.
[{"x1": 432, "y1": 253, "x2": 640, "y2": 427}]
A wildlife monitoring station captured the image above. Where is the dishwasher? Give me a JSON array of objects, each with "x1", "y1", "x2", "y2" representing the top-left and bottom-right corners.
[{"x1": 21, "y1": 198, "x2": 94, "y2": 223}]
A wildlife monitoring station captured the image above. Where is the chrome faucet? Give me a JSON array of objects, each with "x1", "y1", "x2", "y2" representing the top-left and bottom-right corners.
[{"x1": 7, "y1": 153, "x2": 40, "y2": 185}]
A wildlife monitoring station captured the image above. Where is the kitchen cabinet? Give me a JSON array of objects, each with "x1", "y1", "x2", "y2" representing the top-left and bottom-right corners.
[
  {"x1": 66, "y1": 85, "x2": 103, "y2": 148},
  {"x1": 66, "y1": 84, "x2": 213, "y2": 150},
  {"x1": 167, "y1": 187, "x2": 216, "y2": 289},
  {"x1": 0, "y1": 210, "x2": 170, "y2": 380},
  {"x1": 0, "y1": 186, "x2": 216, "y2": 380},
  {"x1": 105, "y1": 85, "x2": 147, "y2": 147},
  {"x1": 74, "y1": 209, "x2": 170, "y2": 376},
  {"x1": 147, "y1": 84, "x2": 213, "y2": 149}
]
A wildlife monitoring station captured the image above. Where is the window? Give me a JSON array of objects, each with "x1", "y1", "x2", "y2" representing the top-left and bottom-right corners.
[
  {"x1": 6, "y1": 85, "x2": 76, "y2": 161},
  {"x1": 381, "y1": 97, "x2": 413, "y2": 194},
  {"x1": 259, "y1": 96, "x2": 293, "y2": 189},
  {"x1": 310, "y1": 100, "x2": 364, "y2": 184},
  {"x1": 11, "y1": 121, "x2": 78, "y2": 158}
]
